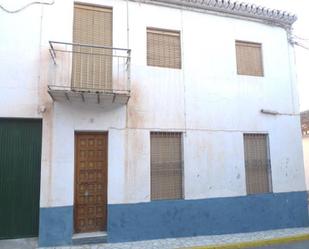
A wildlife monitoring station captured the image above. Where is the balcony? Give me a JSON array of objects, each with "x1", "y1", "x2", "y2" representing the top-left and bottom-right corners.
[{"x1": 48, "y1": 41, "x2": 131, "y2": 106}]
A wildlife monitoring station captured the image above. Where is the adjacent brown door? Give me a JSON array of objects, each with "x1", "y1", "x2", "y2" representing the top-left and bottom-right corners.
[{"x1": 74, "y1": 133, "x2": 108, "y2": 233}]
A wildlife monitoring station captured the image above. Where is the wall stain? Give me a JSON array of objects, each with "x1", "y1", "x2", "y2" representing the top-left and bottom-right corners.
[
  {"x1": 39, "y1": 47, "x2": 55, "y2": 206},
  {"x1": 127, "y1": 80, "x2": 147, "y2": 128}
]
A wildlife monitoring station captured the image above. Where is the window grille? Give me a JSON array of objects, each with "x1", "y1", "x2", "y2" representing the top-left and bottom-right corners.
[
  {"x1": 147, "y1": 28, "x2": 181, "y2": 69},
  {"x1": 244, "y1": 134, "x2": 272, "y2": 194},
  {"x1": 235, "y1": 41, "x2": 263, "y2": 76},
  {"x1": 151, "y1": 132, "x2": 183, "y2": 200},
  {"x1": 301, "y1": 111, "x2": 309, "y2": 135}
]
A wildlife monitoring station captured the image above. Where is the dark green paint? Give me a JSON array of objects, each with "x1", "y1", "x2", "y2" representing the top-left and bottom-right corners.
[{"x1": 0, "y1": 119, "x2": 42, "y2": 239}]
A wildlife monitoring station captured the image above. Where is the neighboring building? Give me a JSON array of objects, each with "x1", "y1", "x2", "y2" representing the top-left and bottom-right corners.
[
  {"x1": 0, "y1": 0, "x2": 308, "y2": 247},
  {"x1": 301, "y1": 111, "x2": 309, "y2": 190}
]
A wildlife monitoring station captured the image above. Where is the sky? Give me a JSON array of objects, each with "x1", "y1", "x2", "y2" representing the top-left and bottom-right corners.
[{"x1": 250, "y1": 0, "x2": 309, "y2": 111}]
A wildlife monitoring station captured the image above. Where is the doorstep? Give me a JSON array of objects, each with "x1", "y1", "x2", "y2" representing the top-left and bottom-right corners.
[{"x1": 72, "y1": 231, "x2": 107, "y2": 245}]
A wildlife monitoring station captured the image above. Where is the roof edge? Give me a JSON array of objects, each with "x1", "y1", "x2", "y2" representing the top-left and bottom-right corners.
[{"x1": 134, "y1": 0, "x2": 297, "y2": 29}]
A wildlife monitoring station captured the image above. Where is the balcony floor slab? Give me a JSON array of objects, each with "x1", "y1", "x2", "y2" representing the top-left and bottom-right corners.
[{"x1": 48, "y1": 88, "x2": 130, "y2": 106}]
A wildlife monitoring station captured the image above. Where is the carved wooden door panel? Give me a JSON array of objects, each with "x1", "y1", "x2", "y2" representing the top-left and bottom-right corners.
[{"x1": 74, "y1": 133, "x2": 107, "y2": 233}]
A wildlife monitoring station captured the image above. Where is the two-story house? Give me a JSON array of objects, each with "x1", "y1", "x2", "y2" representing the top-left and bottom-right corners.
[{"x1": 0, "y1": 0, "x2": 308, "y2": 247}]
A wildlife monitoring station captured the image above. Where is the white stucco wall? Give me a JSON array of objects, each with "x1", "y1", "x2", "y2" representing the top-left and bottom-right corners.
[
  {"x1": 123, "y1": 1, "x2": 306, "y2": 203},
  {"x1": 0, "y1": 0, "x2": 305, "y2": 208},
  {"x1": 0, "y1": 3, "x2": 42, "y2": 118},
  {"x1": 41, "y1": 102, "x2": 127, "y2": 207}
]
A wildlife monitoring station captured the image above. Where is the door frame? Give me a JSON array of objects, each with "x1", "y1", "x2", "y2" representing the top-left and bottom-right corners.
[{"x1": 73, "y1": 131, "x2": 108, "y2": 233}]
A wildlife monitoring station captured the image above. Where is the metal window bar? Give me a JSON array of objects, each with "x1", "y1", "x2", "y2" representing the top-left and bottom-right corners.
[
  {"x1": 244, "y1": 134, "x2": 272, "y2": 195},
  {"x1": 48, "y1": 41, "x2": 131, "y2": 93},
  {"x1": 150, "y1": 132, "x2": 183, "y2": 200}
]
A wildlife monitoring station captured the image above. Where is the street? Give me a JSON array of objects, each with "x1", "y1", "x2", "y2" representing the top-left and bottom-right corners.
[{"x1": 247, "y1": 240, "x2": 309, "y2": 249}]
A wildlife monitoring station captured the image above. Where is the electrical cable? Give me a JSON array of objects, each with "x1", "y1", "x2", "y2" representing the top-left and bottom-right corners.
[
  {"x1": 0, "y1": 1, "x2": 54, "y2": 13},
  {"x1": 289, "y1": 34, "x2": 309, "y2": 50},
  {"x1": 294, "y1": 41, "x2": 309, "y2": 50},
  {"x1": 292, "y1": 34, "x2": 309, "y2": 41}
]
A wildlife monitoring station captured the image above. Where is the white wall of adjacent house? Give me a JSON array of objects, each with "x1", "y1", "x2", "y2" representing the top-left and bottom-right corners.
[
  {"x1": 0, "y1": 0, "x2": 306, "y2": 208},
  {"x1": 303, "y1": 136, "x2": 309, "y2": 190}
]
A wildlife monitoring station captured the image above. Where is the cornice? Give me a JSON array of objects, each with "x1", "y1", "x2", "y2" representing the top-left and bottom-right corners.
[{"x1": 134, "y1": 0, "x2": 297, "y2": 29}]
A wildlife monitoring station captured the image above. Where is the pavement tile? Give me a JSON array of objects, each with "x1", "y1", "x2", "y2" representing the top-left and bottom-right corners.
[{"x1": 35, "y1": 227, "x2": 309, "y2": 249}]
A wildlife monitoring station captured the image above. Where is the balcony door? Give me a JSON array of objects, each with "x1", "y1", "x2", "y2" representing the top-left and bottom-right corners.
[{"x1": 72, "y1": 4, "x2": 112, "y2": 91}]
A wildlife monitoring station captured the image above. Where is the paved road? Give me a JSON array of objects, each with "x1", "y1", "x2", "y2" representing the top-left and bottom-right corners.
[{"x1": 247, "y1": 240, "x2": 309, "y2": 249}]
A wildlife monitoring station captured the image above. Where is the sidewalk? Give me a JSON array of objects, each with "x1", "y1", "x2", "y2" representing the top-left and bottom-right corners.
[
  {"x1": 2, "y1": 227, "x2": 309, "y2": 249},
  {"x1": 39, "y1": 227, "x2": 309, "y2": 249}
]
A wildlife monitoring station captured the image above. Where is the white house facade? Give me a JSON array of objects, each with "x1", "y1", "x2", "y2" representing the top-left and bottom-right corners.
[{"x1": 0, "y1": 0, "x2": 308, "y2": 247}]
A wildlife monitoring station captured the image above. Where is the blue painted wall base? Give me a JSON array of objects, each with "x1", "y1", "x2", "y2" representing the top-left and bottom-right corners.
[
  {"x1": 39, "y1": 206, "x2": 73, "y2": 247},
  {"x1": 37, "y1": 192, "x2": 309, "y2": 246},
  {"x1": 108, "y1": 191, "x2": 309, "y2": 242}
]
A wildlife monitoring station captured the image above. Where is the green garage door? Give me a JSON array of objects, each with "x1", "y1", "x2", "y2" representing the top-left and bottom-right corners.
[{"x1": 0, "y1": 119, "x2": 42, "y2": 239}]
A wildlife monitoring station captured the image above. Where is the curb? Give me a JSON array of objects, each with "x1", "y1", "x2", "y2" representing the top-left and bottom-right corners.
[{"x1": 182, "y1": 233, "x2": 309, "y2": 249}]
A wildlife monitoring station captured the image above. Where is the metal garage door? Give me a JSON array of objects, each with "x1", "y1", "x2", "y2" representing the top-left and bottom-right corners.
[{"x1": 0, "y1": 119, "x2": 42, "y2": 239}]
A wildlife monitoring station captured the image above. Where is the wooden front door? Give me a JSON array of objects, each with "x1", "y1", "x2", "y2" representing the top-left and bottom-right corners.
[{"x1": 74, "y1": 133, "x2": 108, "y2": 233}]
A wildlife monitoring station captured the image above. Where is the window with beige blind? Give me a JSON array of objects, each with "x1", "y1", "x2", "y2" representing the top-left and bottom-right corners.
[
  {"x1": 235, "y1": 41, "x2": 264, "y2": 76},
  {"x1": 244, "y1": 134, "x2": 272, "y2": 195},
  {"x1": 72, "y1": 4, "x2": 113, "y2": 90},
  {"x1": 151, "y1": 132, "x2": 183, "y2": 200},
  {"x1": 147, "y1": 28, "x2": 181, "y2": 69}
]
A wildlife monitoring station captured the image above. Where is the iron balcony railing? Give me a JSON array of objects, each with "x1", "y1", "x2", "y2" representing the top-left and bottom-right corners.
[{"x1": 48, "y1": 41, "x2": 131, "y2": 94}]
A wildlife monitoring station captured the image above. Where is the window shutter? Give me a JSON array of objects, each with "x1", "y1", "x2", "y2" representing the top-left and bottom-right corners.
[
  {"x1": 147, "y1": 28, "x2": 181, "y2": 69},
  {"x1": 72, "y1": 4, "x2": 113, "y2": 90},
  {"x1": 236, "y1": 41, "x2": 263, "y2": 76},
  {"x1": 151, "y1": 132, "x2": 183, "y2": 200},
  {"x1": 244, "y1": 134, "x2": 272, "y2": 194}
]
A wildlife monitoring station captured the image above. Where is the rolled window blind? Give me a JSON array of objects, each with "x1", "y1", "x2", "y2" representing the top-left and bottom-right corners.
[
  {"x1": 236, "y1": 41, "x2": 263, "y2": 76},
  {"x1": 244, "y1": 134, "x2": 272, "y2": 194},
  {"x1": 147, "y1": 28, "x2": 181, "y2": 69},
  {"x1": 151, "y1": 132, "x2": 183, "y2": 200},
  {"x1": 72, "y1": 4, "x2": 113, "y2": 90}
]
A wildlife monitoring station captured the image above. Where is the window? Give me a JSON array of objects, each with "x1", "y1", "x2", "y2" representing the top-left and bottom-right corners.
[
  {"x1": 235, "y1": 41, "x2": 263, "y2": 76},
  {"x1": 244, "y1": 134, "x2": 272, "y2": 194},
  {"x1": 147, "y1": 28, "x2": 181, "y2": 69},
  {"x1": 72, "y1": 4, "x2": 112, "y2": 90},
  {"x1": 151, "y1": 132, "x2": 183, "y2": 200}
]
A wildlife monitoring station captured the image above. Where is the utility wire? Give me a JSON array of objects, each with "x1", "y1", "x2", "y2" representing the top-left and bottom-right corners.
[
  {"x1": 289, "y1": 34, "x2": 309, "y2": 50},
  {"x1": 292, "y1": 34, "x2": 309, "y2": 41},
  {"x1": 0, "y1": 1, "x2": 54, "y2": 13},
  {"x1": 294, "y1": 41, "x2": 309, "y2": 50}
]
